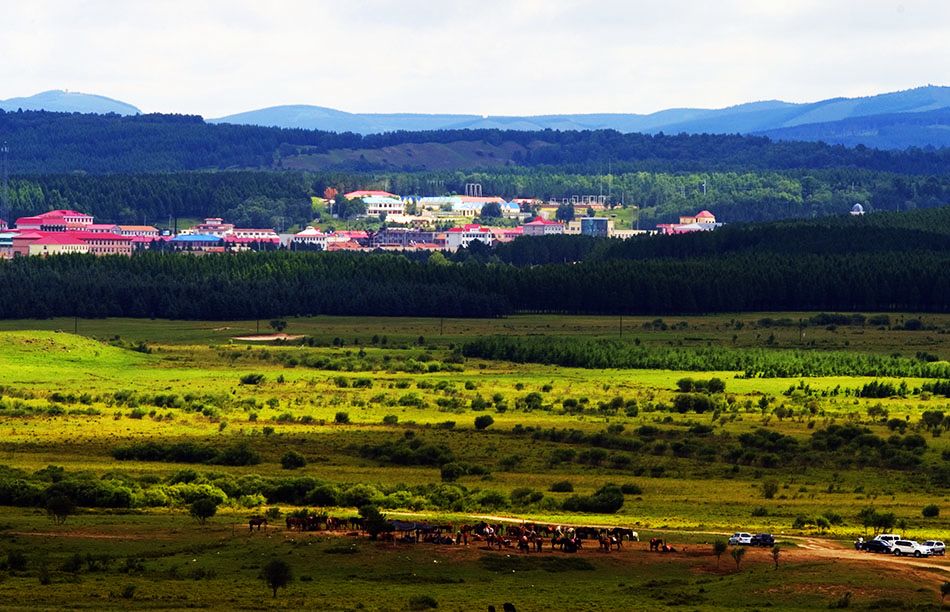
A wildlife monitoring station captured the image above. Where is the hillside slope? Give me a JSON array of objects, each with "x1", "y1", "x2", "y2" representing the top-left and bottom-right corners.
[{"x1": 0, "y1": 90, "x2": 140, "y2": 115}]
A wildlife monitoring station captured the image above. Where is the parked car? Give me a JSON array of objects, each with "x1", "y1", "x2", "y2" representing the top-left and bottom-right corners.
[
  {"x1": 891, "y1": 540, "x2": 930, "y2": 557},
  {"x1": 862, "y1": 539, "x2": 893, "y2": 554},
  {"x1": 729, "y1": 532, "x2": 753, "y2": 545},
  {"x1": 874, "y1": 534, "x2": 901, "y2": 547},
  {"x1": 922, "y1": 540, "x2": 945, "y2": 556},
  {"x1": 750, "y1": 533, "x2": 775, "y2": 547}
]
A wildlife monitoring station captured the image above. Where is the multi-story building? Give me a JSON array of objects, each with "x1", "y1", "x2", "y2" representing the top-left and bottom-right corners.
[
  {"x1": 363, "y1": 196, "x2": 406, "y2": 218},
  {"x1": 523, "y1": 217, "x2": 565, "y2": 236},
  {"x1": 15, "y1": 209, "x2": 94, "y2": 231},
  {"x1": 445, "y1": 224, "x2": 494, "y2": 250},
  {"x1": 118, "y1": 225, "x2": 161, "y2": 237},
  {"x1": 68, "y1": 231, "x2": 134, "y2": 256}
]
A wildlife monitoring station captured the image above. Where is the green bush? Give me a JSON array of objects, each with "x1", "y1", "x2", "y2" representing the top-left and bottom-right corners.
[
  {"x1": 240, "y1": 373, "x2": 265, "y2": 385},
  {"x1": 408, "y1": 594, "x2": 438, "y2": 610},
  {"x1": 474, "y1": 415, "x2": 494, "y2": 430},
  {"x1": 922, "y1": 504, "x2": 940, "y2": 518},
  {"x1": 280, "y1": 451, "x2": 307, "y2": 470},
  {"x1": 549, "y1": 480, "x2": 574, "y2": 493},
  {"x1": 334, "y1": 412, "x2": 350, "y2": 424}
]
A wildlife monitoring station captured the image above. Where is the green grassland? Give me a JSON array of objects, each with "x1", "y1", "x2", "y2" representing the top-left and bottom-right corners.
[{"x1": 0, "y1": 315, "x2": 947, "y2": 609}]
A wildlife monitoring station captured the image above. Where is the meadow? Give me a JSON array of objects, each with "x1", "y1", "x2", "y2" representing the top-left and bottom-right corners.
[{"x1": 0, "y1": 313, "x2": 947, "y2": 609}]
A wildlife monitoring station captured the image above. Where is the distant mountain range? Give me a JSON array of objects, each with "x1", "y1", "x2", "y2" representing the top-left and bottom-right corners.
[
  {"x1": 4, "y1": 86, "x2": 950, "y2": 149},
  {"x1": 0, "y1": 90, "x2": 140, "y2": 115}
]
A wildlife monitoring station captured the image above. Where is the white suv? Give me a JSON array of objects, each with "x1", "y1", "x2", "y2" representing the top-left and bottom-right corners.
[
  {"x1": 874, "y1": 534, "x2": 901, "y2": 548},
  {"x1": 729, "y1": 532, "x2": 753, "y2": 545},
  {"x1": 891, "y1": 540, "x2": 930, "y2": 557},
  {"x1": 922, "y1": 540, "x2": 945, "y2": 556}
]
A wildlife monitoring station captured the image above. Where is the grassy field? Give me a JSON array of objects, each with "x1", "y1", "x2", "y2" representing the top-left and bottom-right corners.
[{"x1": 0, "y1": 314, "x2": 947, "y2": 609}]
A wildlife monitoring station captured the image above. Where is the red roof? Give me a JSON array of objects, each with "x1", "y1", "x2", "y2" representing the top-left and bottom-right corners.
[
  {"x1": 66, "y1": 231, "x2": 132, "y2": 242},
  {"x1": 31, "y1": 235, "x2": 88, "y2": 246},
  {"x1": 525, "y1": 217, "x2": 563, "y2": 226},
  {"x1": 696, "y1": 210, "x2": 715, "y2": 219}
]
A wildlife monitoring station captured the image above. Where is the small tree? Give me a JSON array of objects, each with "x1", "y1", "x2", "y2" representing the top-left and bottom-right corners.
[
  {"x1": 771, "y1": 545, "x2": 781, "y2": 569},
  {"x1": 922, "y1": 504, "x2": 940, "y2": 518},
  {"x1": 269, "y1": 319, "x2": 288, "y2": 334},
  {"x1": 555, "y1": 203, "x2": 575, "y2": 222},
  {"x1": 335, "y1": 411, "x2": 350, "y2": 424},
  {"x1": 815, "y1": 515, "x2": 830, "y2": 534},
  {"x1": 262, "y1": 559, "x2": 292, "y2": 598},
  {"x1": 46, "y1": 494, "x2": 75, "y2": 525},
  {"x1": 189, "y1": 497, "x2": 218, "y2": 524},
  {"x1": 480, "y1": 202, "x2": 502, "y2": 218},
  {"x1": 713, "y1": 539, "x2": 727, "y2": 568},
  {"x1": 474, "y1": 415, "x2": 494, "y2": 430},
  {"x1": 731, "y1": 547, "x2": 746, "y2": 571},
  {"x1": 280, "y1": 450, "x2": 307, "y2": 470},
  {"x1": 762, "y1": 479, "x2": 779, "y2": 499},
  {"x1": 359, "y1": 505, "x2": 392, "y2": 541}
]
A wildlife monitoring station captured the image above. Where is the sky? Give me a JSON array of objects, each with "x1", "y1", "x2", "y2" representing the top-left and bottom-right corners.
[{"x1": 1, "y1": 0, "x2": 949, "y2": 118}]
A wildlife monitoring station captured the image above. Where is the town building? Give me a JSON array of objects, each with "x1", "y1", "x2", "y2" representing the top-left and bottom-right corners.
[
  {"x1": 67, "y1": 231, "x2": 134, "y2": 256},
  {"x1": 444, "y1": 224, "x2": 495, "y2": 250},
  {"x1": 118, "y1": 225, "x2": 160, "y2": 237},
  {"x1": 169, "y1": 233, "x2": 225, "y2": 252},
  {"x1": 523, "y1": 217, "x2": 565, "y2": 236},
  {"x1": 291, "y1": 226, "x2": 329, "y2": 250},
  {"x1": 363, "y1": 196, "x2": 406, "y2": 218},
  {"x1": 15, "y1": 210, "x2": 94, "y2": 231},
  {"x1": 0, "y1": 232, "x2": 14, "y2": 259},
  {"x1": 181, "y1": 218, "x2": 235, "y2": 237},
  {"x1": 344, "y1": 190, "x2": 399, "y2": 200},
  {"x1": 86, "y1": 223, "x2": 122, "y2": 234},
  {"x1": 0, "y1": 219, "x2": 8, "y2": 231},
  {"x1": 656, "y1": 210, "x2": 721, "y2": 235},
  {"x1": 27, "y1": 235, "x2": 90, "y2": 257}
]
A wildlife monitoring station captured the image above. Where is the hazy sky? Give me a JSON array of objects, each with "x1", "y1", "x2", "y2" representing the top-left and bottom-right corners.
[{"x1": 2, "y1": 0, "x2": 949, "y2": 117}]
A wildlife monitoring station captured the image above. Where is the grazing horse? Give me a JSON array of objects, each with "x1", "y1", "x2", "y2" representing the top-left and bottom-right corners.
[
  {"x1": 248, "y1": 516, "x2": 267, "y2": 531},
  {"x1": 649, "y1": 537, "x2": 663, "y2": 552}
]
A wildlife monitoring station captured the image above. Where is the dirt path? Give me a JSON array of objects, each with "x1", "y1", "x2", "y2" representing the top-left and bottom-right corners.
[{"x1": 394, "y1": 512, "x2": 950, "y2": 579}]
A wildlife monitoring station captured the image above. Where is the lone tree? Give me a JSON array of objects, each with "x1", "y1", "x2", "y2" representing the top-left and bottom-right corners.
[
  {"x1": 474, "y1": 415, "x2": 495, "y2": 430},
  {"x1": 359, "y1": 505, "x2": 393, "y2": 541},
  {"x1": 269, "y1": 319, "x2": 288, "y2": 334},
  {"x1": 771, "y1": 545, "x2": 781, "y2": 569},
  {"x1": 712, "y1": 539, "x2": 727, "y2": 568},
  {"x1": 731, "y1": 547, "x2": 746, "y2": 571},
  {"x1": 280, "y1": 450, "x2": 307, "y2": 470},
  {"x1": 262, "y1": 558, "x2": 292, "y2": 598},
  {"x1": 480, "y1": 202, "x2": 502, "y2": 218},
  {"x1": 189, "y1": 497, "x2": 218, "y2": 525},
  {"x1": 46, "y1": 494, "x2": 75, "y2": 525}
]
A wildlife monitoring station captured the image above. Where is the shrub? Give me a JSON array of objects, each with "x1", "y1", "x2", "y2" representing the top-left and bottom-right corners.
[
  {"x1": 474, "y1": 415, "x2": 494, "y2": 430},
  {"x1": 619, "y1": 483, "x2": 643, "y2": 495},
  {"x1": 408, "y1": 594, "x2": 439, "y2": 610},
  {"x1": 562, "y1": 484, "x2": 624, "y2": 514},
  {"x1": 922, "y1": 504, "x2": 940, "y2": 518},
  {"x1": 382, "y1": 415, "x2": 398, "y2": 425},
  {"x1": 189, "y1": 497, "x2": 218, "y2": 524},
  {"x1": 280, "y1": 451, "x2": 307, "y2": 470},
  {"x1": 240, "y1": 373, "x2": 265, "y2": 385},
  {"x1": 510, "y1": 487, "x2": 543, "y2": 506},
  {"x1": 549, "y1": 480, "x2": 574, "y2": 493},
  {"x1": 762, "y1": 479, "x2": 779, "y2": 499},
  {"x1": 334, "y1": 412, "x2": 350, "y2": 424}
]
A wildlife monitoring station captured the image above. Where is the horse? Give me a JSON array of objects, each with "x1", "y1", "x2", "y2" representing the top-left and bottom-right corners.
[
  {"x1": 248, "y1": 516, "x2": 267, "y2": 531},
  {"x1": 517, "y1": 535, "x2": 531, "y2": 553},
  {"x1": 649, "y1": 537, "x2": 663, "y2": 552}
]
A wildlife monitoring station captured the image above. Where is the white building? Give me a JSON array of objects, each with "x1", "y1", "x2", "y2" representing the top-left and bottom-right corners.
[
  {"x1": 363, "y1": 196, "x2": 406, "y2": 218},
  {"x1": 444, "y1": 224, "x2": 495, "y2": 250}
]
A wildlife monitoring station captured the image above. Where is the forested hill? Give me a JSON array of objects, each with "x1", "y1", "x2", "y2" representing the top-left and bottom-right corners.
[{"x1": 3, "y1": 109, "x2": 950, "y2": 175}]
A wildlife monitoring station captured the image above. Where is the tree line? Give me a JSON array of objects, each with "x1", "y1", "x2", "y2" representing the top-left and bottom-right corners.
[{"x1": 0, "y1": 244, "x2": 948, "y2": 320}]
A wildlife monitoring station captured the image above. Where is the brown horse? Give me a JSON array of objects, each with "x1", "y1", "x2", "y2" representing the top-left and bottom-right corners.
[
  {"x1": 649, "y1": 537, "x2": 663, "y2": 552},
  {"x1": 248, "y1": 516, "x2": 267, "y2": 531}
]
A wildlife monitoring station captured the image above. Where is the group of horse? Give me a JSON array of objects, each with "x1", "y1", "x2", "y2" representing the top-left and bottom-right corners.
[{"x1": 250, "y1": 514, "x2": 642, "y2": 555}]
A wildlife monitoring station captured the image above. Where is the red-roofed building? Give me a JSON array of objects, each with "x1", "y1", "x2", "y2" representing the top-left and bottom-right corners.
[
  {"x1": 67, "y1": 231, "x2": 133, "y2": 256},
  {"x1": 445, "y1": 224, "x2": 494, "y2": 250},
  {"x1": 118, "y1": 225, "x2": 160, "y2": 237},
  {"x1": 0, "y1": 219, "x2": 7, "y2": 231},
  {"x1": 86, "y1": 223, "x2": 121, "y2": 234},
  {"x1": 487, "y1": 226, "x2": 524, "y2": 242},
  {"x1": 523, "y1": 217, "x2": 565, "y2": 236},
  {"x1": 230, "y1": 228, "x2": 281, "y2": 243},
  {"x1": 27, "y1": 234, "x2": 90, "y2": 257},
  {"x1": 344, "y1": 190, "x2": 398, "y2": 200},
  {"x1": 15, "y1": 209, "x2": 93, "y2": 231}
]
